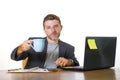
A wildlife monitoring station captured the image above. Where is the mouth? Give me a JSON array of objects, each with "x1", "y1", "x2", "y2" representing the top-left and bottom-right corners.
[
  {"x1": 48, "y1": 32, "x2": 59, "y2": 41},
  {"x1": 51, "y1": 32, "x2": 57, "y2": 36}
]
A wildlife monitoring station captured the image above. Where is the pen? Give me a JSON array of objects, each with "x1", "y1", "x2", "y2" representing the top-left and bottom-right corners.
[{"x1": 8, "y1": 68, "x2": 21, "y2": 71}]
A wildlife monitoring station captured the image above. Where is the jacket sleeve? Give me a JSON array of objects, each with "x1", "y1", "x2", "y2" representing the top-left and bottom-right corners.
[
  {"x1": 11, "y1": 47, "x2": 29, "y2": 61},
  {"x1": 59, "y1": 41, "x2": 80, "y2": 66},
  {"x1": 66, "y1": 46, "x2": 80, "y2": 66}
]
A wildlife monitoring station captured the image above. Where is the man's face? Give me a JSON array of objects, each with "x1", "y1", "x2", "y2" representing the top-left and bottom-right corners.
[{"x1": 44, "y1": 20, "x2": 62, "y2": 41}]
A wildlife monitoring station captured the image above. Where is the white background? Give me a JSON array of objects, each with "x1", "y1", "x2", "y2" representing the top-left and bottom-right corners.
[{"x1": 0, "y1": 0, "x2": 120, "y2": 70}]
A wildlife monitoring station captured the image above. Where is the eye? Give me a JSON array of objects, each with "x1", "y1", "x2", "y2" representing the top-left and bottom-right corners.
[
  {"x1": 45, "y1": 26, "x2": 51, "y2": 29},
  {"x1": 54, "y1": 24, "x2": 59, "y2": 28}
]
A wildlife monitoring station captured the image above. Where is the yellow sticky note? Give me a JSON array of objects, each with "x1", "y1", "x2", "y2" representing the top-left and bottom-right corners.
[{"x1": 87, "y1": 39, "x2": 98, "y2": 49}]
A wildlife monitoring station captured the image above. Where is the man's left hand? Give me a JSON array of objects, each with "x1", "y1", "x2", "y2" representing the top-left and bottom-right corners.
[{"x1": 55, "y1": 57, "x2": 74, "y2": 67}]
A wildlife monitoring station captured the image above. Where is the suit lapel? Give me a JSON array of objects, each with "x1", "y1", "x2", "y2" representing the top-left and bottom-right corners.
[{"x1": 59, "y1": 41, "x2": 66, "y2": 57}]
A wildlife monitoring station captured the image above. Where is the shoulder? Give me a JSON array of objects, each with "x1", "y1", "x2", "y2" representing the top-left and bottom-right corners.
[
  {"x1": 28, "y1": 37, "x2": 46, "y2": 40},
  {"x1": 59, "y1": 40, "x2": 74, "y2": 48}
]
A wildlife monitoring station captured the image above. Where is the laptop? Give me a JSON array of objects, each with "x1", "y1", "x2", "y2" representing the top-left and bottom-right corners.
[{"x1": 61, "y1": 36, "x2": 117, "y2": 71}]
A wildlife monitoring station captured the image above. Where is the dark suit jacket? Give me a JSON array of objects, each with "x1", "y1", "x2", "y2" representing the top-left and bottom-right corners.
[{"x1": 11, "y1": 37, "x2": 79, "y2": 69}]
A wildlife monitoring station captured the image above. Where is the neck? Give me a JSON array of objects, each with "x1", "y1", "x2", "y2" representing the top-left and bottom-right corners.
[{"x1": 47, "y1": 37, "x2": 59, "y2": 44}]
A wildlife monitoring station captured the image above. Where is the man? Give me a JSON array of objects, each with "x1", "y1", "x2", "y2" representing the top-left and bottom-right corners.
[{"x1": 11, "y1": 14, "x2": 79, "y2": 69}]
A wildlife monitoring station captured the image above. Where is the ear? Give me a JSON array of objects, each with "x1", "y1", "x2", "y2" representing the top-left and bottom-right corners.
[
  {"x1": 60, "y1": 25, "x2": 63, "y2": 30},
  {"x1": 43, "y1": 27, "x2": 47, "y2": 34}
]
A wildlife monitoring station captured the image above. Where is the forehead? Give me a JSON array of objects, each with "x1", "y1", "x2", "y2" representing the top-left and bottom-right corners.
[{"x1": 44, "y1": 20, "x2": 60, "y2": 26}]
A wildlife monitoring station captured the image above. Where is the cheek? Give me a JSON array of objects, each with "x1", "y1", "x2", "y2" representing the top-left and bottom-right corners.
[
  {"x1": 44, "y1": 29, "x2": 51, "y2": 34},
  {"x1": 57, "y1": 29, "x2": 62, "y2": 33}
]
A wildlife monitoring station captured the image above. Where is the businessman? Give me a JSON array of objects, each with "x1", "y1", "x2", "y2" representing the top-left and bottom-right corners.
[{"x1": 11, "y1": 14, "x2": 79, "y2": 69}]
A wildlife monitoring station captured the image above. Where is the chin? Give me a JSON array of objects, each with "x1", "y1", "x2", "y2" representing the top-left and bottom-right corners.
[
  {"x1": 47, "y1": 35, "x2": 59, "y2": 41},
  {"x1": 51, "y1": 38, "x2": 58, "y2": 41}
]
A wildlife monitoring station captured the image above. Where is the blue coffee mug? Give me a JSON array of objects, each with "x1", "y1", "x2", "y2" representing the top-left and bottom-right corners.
[{"x1": 31, "y1": 38, "x2": 45, "y2": 52}]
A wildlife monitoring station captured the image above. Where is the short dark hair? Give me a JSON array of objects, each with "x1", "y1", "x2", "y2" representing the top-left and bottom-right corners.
[{"x1": 43, "y1": 14, "x2": 61, "y2": 27}]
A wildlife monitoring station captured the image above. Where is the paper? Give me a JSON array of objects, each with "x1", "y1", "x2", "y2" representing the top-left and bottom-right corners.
[
  {"x1": 87, "y1": 39, "x2": 98, "y2": 49},
  {"x1": 8, "y1": 67, "x2": 50, "y2": 73}
]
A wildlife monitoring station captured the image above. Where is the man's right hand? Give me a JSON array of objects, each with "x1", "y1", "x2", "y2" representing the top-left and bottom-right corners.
[{"x1": 17, "y1": 40, "x2": 33, "y2": 54}]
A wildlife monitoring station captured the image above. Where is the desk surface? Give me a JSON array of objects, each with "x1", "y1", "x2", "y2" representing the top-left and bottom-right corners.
[{"x1": 1, "y1": 68, "x2": 120, "y2": 80}]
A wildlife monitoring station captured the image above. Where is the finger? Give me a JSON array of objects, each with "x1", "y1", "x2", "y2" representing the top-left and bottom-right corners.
[
  {"x1": 27, "y1": 40, "x2": 33, "y2": 44},
  {"x1": 55, "y1": 58, "x2": 62, "y2": 66},
  {"x1": 22, "y1": 42, "x2": 31, "y2": 51},
  {"x1": 55, "y1": 59, "x2": 66, "y2": 67}
]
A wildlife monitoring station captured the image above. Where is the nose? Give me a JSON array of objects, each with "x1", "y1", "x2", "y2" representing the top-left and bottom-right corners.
[{"x1": 51, "y1": 27, "x2": 56, "y2": 32}]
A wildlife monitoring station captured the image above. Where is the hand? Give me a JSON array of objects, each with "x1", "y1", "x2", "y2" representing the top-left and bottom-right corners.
[
  {"x1": 17, "y1": 40, "x2": 32, "y2": 54},
  {"x1": 55, "y1": 57, "x2": 74, "y2": 67}
]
